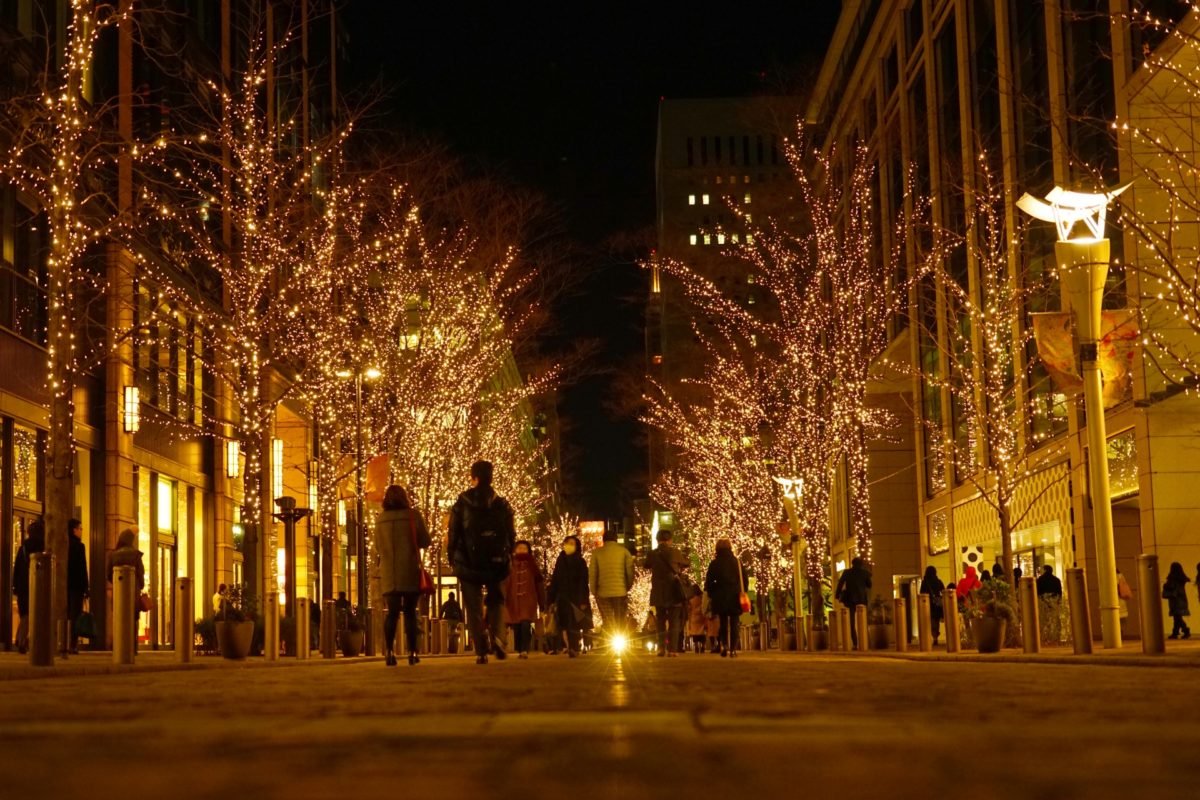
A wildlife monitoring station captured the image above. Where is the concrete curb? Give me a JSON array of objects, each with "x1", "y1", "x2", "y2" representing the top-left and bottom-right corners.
[{"x1": 781, "y1": 647, "x2": 1200, "y2": 669}]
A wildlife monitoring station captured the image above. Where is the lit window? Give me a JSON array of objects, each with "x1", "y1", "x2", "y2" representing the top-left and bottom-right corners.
[
  {"x1": 746, "y1": 234, "x2": 755, "y2": 244},
  {"x1": 688, "y1": 194, "x2": 696, "y2": 205},
  {"x1": 702, "y1": 194, "x2": 710, "y2": 205},
  {"x1": 744, "y1": 193, "x2": 752, "y2": 204},
  {"x1": 715, "y1": 176, "x2": 722, "y2": 184},
  {"x1": 747, "y1": 275, "x2": 756, "y2": 284},
  {"x1": 743, "y1": 175, "x2": 750, "y2": 183},
  {"x1": 689, "y1": 234, "x2": 698, "y2": 245},
  {"x1": 746, "y1": 214, "x2": 752, "y2": 223},
  {"x1": 703, "y1": 234, "x2": 712, "y2": 245},
  {"x1": 750, "y1": 334, "x2": 758, "y2": 347},
  {"x1": 747, "y1": 294, "x2": 756, "y2": 305},
  {"x1": 731, "y1": 233, "x2": 739, "y2": 243},
  {"x1": 716, "y1": 234, "x2": 726, "y2": 245}
]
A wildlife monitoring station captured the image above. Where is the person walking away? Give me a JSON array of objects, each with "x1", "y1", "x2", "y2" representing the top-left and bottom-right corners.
[
  {"x1": 548, "y1": 535, "x2": 589, "y2": 657},
  {"x1": 376, "y1": 485, "x2": 432, "y2": 666},
  {"x1": 448, "y1": 460, "x2": 516, "y2": 665},
  {"x1": 835, "y1": 557, "x2": 872, "y2": 649},
  {"x1": 686, "y1": 592, "x2": 707, "y2": 653},
  {"x1": 106, "y1": 529, "x2": 145, "y2": 652},
  {"x1": 649, "y1": 529, "x2": 689, "y2": 657},
  {"x1": 704, "y1": 538, "x2": 748, "y2": 657},
  {"x1": 12, "y1": 520, "x2": 46, "y2": 654},
  {"x1": 439, "y1": 591, "x2": 465, "y2": 654},
  {"x1": 1163, "y1": 562, "x2": 1191, "y2": 640},
  {"x1": 589, "y1": 528, "x2": 634, "y2": 638},
  {"x1": 504, "y1": 540, "x2": 546, "y2": 658},
  {"x1": 1036, "y1": 565, "x2": 1063, "y2": 599},
  {"x1": 919, "y1": 565, "x2": 946, "y2": 646},
  {"x1": 66, "y1": 518, "x2": 89, "y2": 653}
]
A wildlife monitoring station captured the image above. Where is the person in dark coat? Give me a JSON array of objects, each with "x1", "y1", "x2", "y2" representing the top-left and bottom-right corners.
[
  {"x1": 106, "y1": 528, "x2": 145, "y2": 653},
  {"x1": 375, "y1": 485, "x2": 431, "y2": 666},
  {"x1": 503, "y1": 540, "x2": 546, "y2": 658},
  {"x1": 12, "y1": 520, "x2": 46, "y2": 654},
  {"x1": 547, "y1": 535, "x2": 589, "y2": 657},
  {"x1": 67, "y1": 518, "x2": 89, "y2": 653},
  {"x1": 1036, "y1": 565, "x2": 1063, "y2": 598},
  {"x1": 1164, "y1": 561, "x2": 1191, "y2": 639},
  {"x1": 835, "y1": 557, "x2": 872, "y2": 648},
  {"x1": 704, "y1": 538, "x2": 747, "y2": 657},
  {"x1": 919, "y1": 565, "x2": 946, "y2": 645},
  {"x1": 649, "y1": 529, "x2": 689, "y2": 656}
]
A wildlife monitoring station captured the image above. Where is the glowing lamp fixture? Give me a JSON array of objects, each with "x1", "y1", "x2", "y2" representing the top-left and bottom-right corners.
[
  {"x1": 773, "y1": 476, "x2": 803, "y2": 500},
  {"x1": 364, "y1": 366, "x2": 382, "y2": 380},
  {"x1": 610, "y1": 633, "x2": 628, "y2": 656},
  {"x1": 122, "y1": 386, "x2": 140, "y2": 433},
  {"x1": 1015, "y1": 183, "x2": 1131, "y2": 243}
]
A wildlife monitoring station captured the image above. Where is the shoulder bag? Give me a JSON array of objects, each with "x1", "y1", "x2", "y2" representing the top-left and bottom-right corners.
[
  {"x1": 410, "y1": 511, "x2": 435, "y2": 595},
  {"x1": 736, "y1": 558, "x2": 751, "y2": 614}
]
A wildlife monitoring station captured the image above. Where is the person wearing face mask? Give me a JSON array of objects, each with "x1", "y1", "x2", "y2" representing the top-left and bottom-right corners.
[
  {"x1": 503, "y1": 540, "x2": 546, "y2": 659},
  {"x1": 547, "y1": 535, "x2": 590, "y2": 657}
]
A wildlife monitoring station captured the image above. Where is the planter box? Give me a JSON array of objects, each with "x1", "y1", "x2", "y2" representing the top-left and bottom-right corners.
[
  {"x1": 216, "y1": 621, "x2": 255, "y2": 661},
  {"x1": 340, "y1": 629, "x2": 364, "y2": 658},
  {"x1": 972, "y1": 617, "x2": 1007, "y2": 653},
  {"x1": 868, "y1": 623, "x2": 892, "y2": 650}
]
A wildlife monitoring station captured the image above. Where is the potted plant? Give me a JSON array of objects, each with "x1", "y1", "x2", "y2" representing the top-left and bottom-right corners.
[
  {"x1": 964, "y1": 579, "x2": 1015, "y2": 653},
  {"x1": 215, "y1": 583, "x2": 257, "y2": 660},
  {"x1": 867, "y1": 595, "x2": 893, "y2": 650},
  {"x1": 339, "y1": 605, "x2": 365, "y2": 657}
]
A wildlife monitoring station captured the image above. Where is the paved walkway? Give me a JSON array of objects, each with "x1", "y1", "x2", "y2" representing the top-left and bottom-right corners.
[{"x1": 0, "y1": 649, "x2": 1195, "y2": 799}]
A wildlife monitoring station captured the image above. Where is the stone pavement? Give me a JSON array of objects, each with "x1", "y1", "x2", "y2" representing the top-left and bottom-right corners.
[{"x1": 0, "y1": 650, "x2": 1196, "y2": 800}]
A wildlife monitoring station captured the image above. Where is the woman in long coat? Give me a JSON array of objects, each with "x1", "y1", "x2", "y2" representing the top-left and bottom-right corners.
[
  {"x1": 1164, "y1": 561, "x2": 1191, "y2": 640},
  {"x1": 704, "y1": 538, "x2": 748, "y2": 657},
  {"x1": 503, "y1": 540, "x2": 546, "y2": 658},
  {"x1": 919, "y1": 565, "x2": 946, "y2": 645},
  {"x1": 547, "y1": 535, "x2": 589, "y2": 657},
  {"x1": 376, "y1": 485, "x2": 431, "y2": 665}
]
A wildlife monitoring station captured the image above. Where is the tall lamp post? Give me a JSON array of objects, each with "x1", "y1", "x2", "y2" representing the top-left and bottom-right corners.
[
  {"x1": 336, "y1": 365, "x2": 381, "y2": 623},
  {"x1": 1018, "y1": 183, "x2": 1131, "y2": 649}
]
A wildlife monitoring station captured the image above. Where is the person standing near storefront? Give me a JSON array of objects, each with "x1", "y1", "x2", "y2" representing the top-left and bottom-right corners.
[
  {"x1": 375, "y1": 485, "x2": 431, "y2": 667},
  {"x1": 1163, "y1": 562, "x2": 1191, "y2": 640},
  {"x1": 835, "y1": 557, "x2": 872, "y2": 649},
  {"x1": 704, "y1": 538, "x2": 747, "y2": 658},
  {"x1": 504, "y1": 540, "x2": 546, "y2": 659},
  {"x1": 11, "y1": 519, "x2": 45, "y2": 654},
  {"x1": 919, "y1": 565, "x2": 946, "y2": 646},
  {"x1": 648, "y1": 529, "x2": 688, "y2": 657},
  {"x1": 106, "y1": 529, "x2": 145, "y2": 653},
  {"x1": 66, "y1": 518, "x2": 88, "y2": 653},
  {"x1": 588, "y1": 528, "x2": 633, "y2": 635}
]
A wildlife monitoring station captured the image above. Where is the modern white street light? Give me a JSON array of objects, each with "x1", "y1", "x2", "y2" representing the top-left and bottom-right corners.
[
  {"x1": 774, "y1": 476, "x2": 805, "y2": 634},
  {"x1": 1017, "y1": 183, "x2": 1130, "y2": 649}
]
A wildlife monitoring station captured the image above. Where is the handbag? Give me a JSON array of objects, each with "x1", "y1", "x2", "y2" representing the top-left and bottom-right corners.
[
  {"x1": 137, "y1": 592, "x2": 153, "y2": 613},
  {"x1": 736, "y1": 558, "x2": 751, "y2": 615},
  {"x1": 75, "y1": 609, "x2": 95, "y2": 640},
  {"x1": 409, "y1": 510, "x2": 435, "y2": 595}
]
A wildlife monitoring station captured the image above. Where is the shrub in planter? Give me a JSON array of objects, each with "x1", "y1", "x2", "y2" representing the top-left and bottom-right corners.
[
  {"x1": 339, "y1": 606, "x2": 365, "y2": 657},
  {"x1": 215, "y1": 583, "x2": 260, "y2": 660},
  {"x1": 963, "y1": 579, "x2": 1015, "y2": 653}
]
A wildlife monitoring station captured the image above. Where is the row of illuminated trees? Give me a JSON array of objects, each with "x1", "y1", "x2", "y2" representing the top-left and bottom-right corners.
[
  {"x1": 644, "y1": 5, "x2": 1200, "y2": 626},
  {"x1": 0, "y1": 2, "x2": 559, "y2": 631}
]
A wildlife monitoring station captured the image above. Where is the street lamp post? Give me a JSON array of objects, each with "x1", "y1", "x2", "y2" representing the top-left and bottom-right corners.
[
  {"x1": 1018, "y1": 183, "x2": 1131, "y2": 649},
  {"x1": 774, "y1": 476, "x2": 804, "y2": 638},
  {"x1": 337, "y1": 365, "x2": 380, "y2": 647}
]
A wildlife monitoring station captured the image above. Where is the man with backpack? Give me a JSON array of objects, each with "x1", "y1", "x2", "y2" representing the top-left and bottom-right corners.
[{"x1": 448, "y1": 460, "x2": 517, "y2": 664}]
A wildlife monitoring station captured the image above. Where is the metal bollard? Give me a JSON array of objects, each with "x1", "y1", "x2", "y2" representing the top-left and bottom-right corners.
[
  {"x1": 264, "y1": 592, "x2": 279, "y2": 661},
  {"x1": 113, "y1": 565, "x2": 135, "y2": 665},
  {"x1": 295, "y1": 598, "x2": 310, "y2": 660},
  {"x1": 366, "y1": 606, "x2": 379, "y2": 657},
  {"x1": 827, "y1": 610, "x2": 840, "y2": 651},
  {"x1": 175, "y1": 577, "x2": 194, "y2": 663},
  {"x1": 943, "y1": 587, "x2": 961, "y2": 653},
  {"x1": 1137, "y1": 554, "x2": 1165, "y2": 655},
  {"x1": 1020, "y1": 576, "x2": 1041, "y2": 654},
  {"x1": 894, "y1": 598, "x2": 907, "y2": 652},
  {"x1": 917, "y1": 594, "x2": 932, "y2": 652},
  {"x1": 803, "y1": 614, "x2": 814, "y2": 652},
  {"x1": 29, "y1": 553, "x2": 53, "y2": 667},
  {"x1": 855, "y1": 604, "x2": 869, "y2": 652},
  {"x1": 321, "y1": 600, "x2": 336, "y2": 658},
  {"x1": 839, "y1": 607, "x2": 852, "y2": 652},
  {"x1": 1066, "y1": 568, "x2": 1094, "y2": 655}
]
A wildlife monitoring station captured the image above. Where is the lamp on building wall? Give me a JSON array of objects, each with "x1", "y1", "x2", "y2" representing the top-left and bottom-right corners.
[
  {"x1": 1017, "y1": 182, "x2": 1131, "y2": 650},
  {"x1": 122, "y1": 386, "x2": 140, "y2": 433},
  {"x1": 226, "y1": 440, "x2": 240, "y2": 479},
  {"x1": 272, "y1": 438, "x2": 284, "y2": 500}
]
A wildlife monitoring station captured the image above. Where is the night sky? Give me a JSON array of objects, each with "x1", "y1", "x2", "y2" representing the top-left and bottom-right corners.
[{"x1": 342, "y1": 2, "x2": 842, "y2": 519}]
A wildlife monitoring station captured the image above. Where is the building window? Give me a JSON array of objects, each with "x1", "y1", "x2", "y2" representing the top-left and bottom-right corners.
[
  {"x1": 688, "y1": 194, "x2": 696, "y2": 205},
  {"x1": 744, "y1": 192, "x2": 752, "y2": 204},
  {"x1": 686, "y1": 137, "x2": 694, "y2": 167},
  {"x1": 703, "y1": 234, "x2": 712, "y2": 245},
  {"x1": 731, "y1": 233, "x2": 739, "y2": 243},
  {"x1": 716, "y1": 234, "x2": 726, "y2": 245},
  {"x1": 714, "y1": 135, "x2": 722, "y2": 163},
  {"x1": 3, "y1": 198, "x2": 49, "y2": 345},
  {"x1": 13, "y1": 424, "x2": 40, "y2": 500},
  {"x1": 701, "y1": 194, "x2": 710, "y2": 205},
  {"x1": 715, "y1": 176, "x2": 722, "y2": 185},
  {"x1": 701, "y1": 137, "x2": 708, "y2": 165},
  {"x1": 745, "y1": 234, "x2": 754, "y2": 244},
  {"x1": 689, "y1": 234, "x2": 698, "y2": 245}
]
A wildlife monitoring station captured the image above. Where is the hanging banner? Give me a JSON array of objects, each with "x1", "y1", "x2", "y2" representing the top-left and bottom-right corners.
[
  {"x1": 1030, "y1": 309, "x2": 1138, "y2": 408},
  {"x1": 364, "y1": 454, "x2": 390, "y2": 503}
]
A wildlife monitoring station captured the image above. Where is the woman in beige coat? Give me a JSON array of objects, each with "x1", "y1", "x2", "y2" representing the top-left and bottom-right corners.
[{"x1": 375, "y1": 485, "x2": 431, "y2": 665}]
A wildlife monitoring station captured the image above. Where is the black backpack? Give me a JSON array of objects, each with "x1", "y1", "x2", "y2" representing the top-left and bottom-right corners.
[{"x1": 462, "y1": 494, "x2": 511, "y2": 580}]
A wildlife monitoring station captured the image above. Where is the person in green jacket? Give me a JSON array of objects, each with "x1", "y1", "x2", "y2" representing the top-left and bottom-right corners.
[{"x1": 589, "y1": 529, "x2": 634, "y2": 637}]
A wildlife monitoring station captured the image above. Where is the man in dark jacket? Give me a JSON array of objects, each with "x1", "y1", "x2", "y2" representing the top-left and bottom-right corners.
[
  {"x1": 448, "y1": 460, "x2": 516, "y2": 664},
  {"x1": 835, "y1": 557, "x2": 872, "y2": 648},
  {"x1": 67, "y1": 518, "x2": 89, "y2": 653},
  {"x1": 12, "y1": 520, "x2": 46, "y2": 654},
  {"x1": 1036, "y1": 565, "x2": 1063, "y2": 598},
  {"x1": 648, "y1": 530, "x2": 689, "y2": 656},
  {"x1": 439, "y1": 592, "x2": 465, "y2": 654}
]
